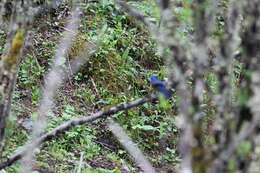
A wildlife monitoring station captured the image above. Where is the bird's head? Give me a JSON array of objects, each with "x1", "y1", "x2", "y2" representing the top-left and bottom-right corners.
[
  {"x1": 149, "y1": 74, "x2": 164, "y2": 88},
  {"x1": 149, "y1": 74, "x2": 158, "y2": 82}
]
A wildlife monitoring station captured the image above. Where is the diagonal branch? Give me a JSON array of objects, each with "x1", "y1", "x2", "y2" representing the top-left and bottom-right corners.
[
  {"x1": 0, "y1": 95, "x2": 156, "y2": 170},
  {"x1": 108, "y1": 120, "x2": 157, "y2": 173},
  {"x1": 20, "y1": 5, "x2": 82, "y2": 172},
  {"x1": 114, "y1": 0, "x2": 150, "y2": 25}
]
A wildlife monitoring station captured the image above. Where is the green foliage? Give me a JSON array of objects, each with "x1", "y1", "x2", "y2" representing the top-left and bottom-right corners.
[
  {"x1": 24, "y1": 1, "x2": 254, "y2": 172},
  {"x1": 227, "y1": 156, "x2": 237, "y2": 172},
  {"x1": 76, "y1": 167, "x2": 121, "y2": 173},
  {"x1": 113, "y1": 102, "x2": 178, "y2": 161},
  {"x1": 236, "y1": 140, "x2": 252, "y2": 157},
  {"x1": 204, "y1": 72, "x2": 219, "y2": 93},
  {"x1": 128, "y1": 0, "x2": 159, "y2": 20},
  {"x1": 235, "y1": 88, "x2": 250, "y2": 107},
  {"x1": 18, "y1": 54, "x2": 44, "y2": 87},
  {"x1": 44, "y1": 105, "x2": 100, "y2": 169},
  {"x1": 6, "y1": 112, "x2": 17, "y2": 136},
  {"x1": 0, "y1": 29, "x2": 6, "y2": 55},
  {"x1": 213, "y1": 0, "x2": 229, "y2": 38},
  {"x1": 255, "y1": 147, "x2": 260, "y2": 159},
  {"x1": 165, "y1": 147, "x2": 181, "y2": 162},
  {"x1": 18, "y1": 54, "x2": 45, "y2": 105},
  {"x1": 232, "y1": 60, "x2": 243, "y2": 87},
  {"x1": 6, "y1": 0, "x2": 181, "y2": 172},
  {"x1": 31, "y1": 86, "x2": 41, "y2": 105}
]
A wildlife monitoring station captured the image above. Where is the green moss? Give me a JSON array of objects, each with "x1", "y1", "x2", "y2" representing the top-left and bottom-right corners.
[{"x1": 68, "y1": 33, "x2": 90, "y2": 59}]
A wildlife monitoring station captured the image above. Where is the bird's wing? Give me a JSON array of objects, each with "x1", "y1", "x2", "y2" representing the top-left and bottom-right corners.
[{"x1": 150, "y1": 78, "x2": 164, "y2": 85}]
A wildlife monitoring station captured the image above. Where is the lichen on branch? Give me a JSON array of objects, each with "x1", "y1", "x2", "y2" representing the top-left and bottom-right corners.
[{"x1": 2, "y1": 30, "x2": 24, "y2": 70}]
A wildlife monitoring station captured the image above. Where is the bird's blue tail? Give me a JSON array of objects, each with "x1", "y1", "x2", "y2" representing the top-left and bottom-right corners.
[{"x1": 156, "y1": 85, "x2": 172, "y2": 99}]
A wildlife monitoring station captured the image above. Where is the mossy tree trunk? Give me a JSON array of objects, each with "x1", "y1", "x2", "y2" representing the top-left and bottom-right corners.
[
  {"x1": 0, "y1": 30, "x2": 25, "y2": 154},
  {"x1": 0, "y1": 1, "x2": 28, "y2": 156}
]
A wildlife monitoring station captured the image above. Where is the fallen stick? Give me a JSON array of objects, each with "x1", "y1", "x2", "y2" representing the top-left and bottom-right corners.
[{"x1": 0, "y1": 95, "x2": 156, "y2": 170}]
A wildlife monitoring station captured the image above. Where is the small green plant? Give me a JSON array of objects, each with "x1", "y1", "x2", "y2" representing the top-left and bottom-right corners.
[
  {"x1": 31, "y1": 86, "x2": 41, "y2": 105},
  {"x1": 18, "y1": 54, "x2": 45, "y2": 88},
  {"x1": 18, "y1": 54, "x2": 45, "y2": 106}
]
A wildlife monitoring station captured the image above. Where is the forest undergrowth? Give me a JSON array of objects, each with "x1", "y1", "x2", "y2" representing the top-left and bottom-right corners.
[{"x1": 1, "y1": 1, "x2": 184, "y2": 172}]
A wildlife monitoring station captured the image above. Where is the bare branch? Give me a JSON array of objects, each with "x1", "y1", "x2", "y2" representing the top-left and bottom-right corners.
[
  {"x1": 0, "y1": 95, "x2": 156, "y2": 170},
  {"x1": 113, "y1": 0, "x2": 163, "y2": 45},
  {"x1": 114, "y1": 0, "x2": 150, "y2": 26},
  {"x1": 108, "y1": 120, "x2": 157, "y2": 173},
  {"x1": 0, "y1": 0, "x2": 71, "y2": 156},
  {"x1": 20, "y1": 5, "x2": 82, "y2": 172}
]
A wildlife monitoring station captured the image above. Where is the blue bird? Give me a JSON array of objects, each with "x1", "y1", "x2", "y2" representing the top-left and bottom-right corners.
[{"x1": 149, "y1": 74, "x2": 172, "y2": 99}]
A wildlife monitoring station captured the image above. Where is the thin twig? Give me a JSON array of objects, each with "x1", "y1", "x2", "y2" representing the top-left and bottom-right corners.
[
  {"x1": 90, "y1": 77, "x2": 100, "y2": 97},
  {"x1": 75, "y1": 152, "x2": 84, "y2": 173}
]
